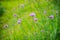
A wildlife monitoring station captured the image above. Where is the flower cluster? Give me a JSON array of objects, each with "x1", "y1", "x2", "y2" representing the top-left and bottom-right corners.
[{"x1": 30, "y1": 12, "x2": 38, "y2": 22}]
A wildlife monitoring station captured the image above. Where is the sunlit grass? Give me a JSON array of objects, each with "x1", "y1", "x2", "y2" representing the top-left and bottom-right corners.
[{"x1": 0, "y1": 0, "x2": 58, "y2": 40}]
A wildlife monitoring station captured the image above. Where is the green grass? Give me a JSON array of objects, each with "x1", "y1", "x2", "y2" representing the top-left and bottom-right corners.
[{"x1": 0, "y1": 0, "x2": 58, "y2": 40}]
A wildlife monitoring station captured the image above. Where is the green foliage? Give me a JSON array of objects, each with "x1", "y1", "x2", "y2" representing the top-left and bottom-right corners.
[
  {"x1": 0, "y1": 3, "x2": 4, "y2": 17},
  {"x1": 0, "y1": 0, "x2": 58, "y2": 40}
]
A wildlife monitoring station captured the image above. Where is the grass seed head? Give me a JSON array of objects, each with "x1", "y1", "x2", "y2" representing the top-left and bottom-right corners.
[{"x1": 3, "y1": 24, "x2": 8, "y2": 29}]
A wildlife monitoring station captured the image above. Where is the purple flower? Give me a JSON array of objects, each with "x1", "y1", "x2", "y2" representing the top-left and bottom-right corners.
[
  {"x1": 17, "y1": 19, "x2": 21, "y2": 24},
  {"x1": 18, "y1": 21, "x2": 21, "y2": 24},
  {"x1": 56, "y1": 11, "x2": 58, "y2": 14},
  {"x1": 30, "y1": 13, "x2": 35, "y2": 17},
  {"x1": 13, "y1": 14, "x2": 16, "y2": 17},
  {"x1": 34, "y1": 18, "x2": 38, "y2": 21},
  {"x1": 49, "y1": 15, "x2": 54, "y2": 19}
]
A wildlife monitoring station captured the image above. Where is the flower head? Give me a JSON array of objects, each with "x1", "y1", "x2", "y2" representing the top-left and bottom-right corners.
[
  {"x1": 17, "y1": 19, "x2": 21, "y2": 24},
  {"x1": 49, "y1": 15, "x2": 54, "y2": 19},
  {"x1": 13, "y1": 13, "x2": 16, "y2": 17},
  {"x1": 21, "y1": 4, "x2": 24, "y2": 8},
  {"x1": 30, "y1": 12, "x2": 35, "y2": 17}
]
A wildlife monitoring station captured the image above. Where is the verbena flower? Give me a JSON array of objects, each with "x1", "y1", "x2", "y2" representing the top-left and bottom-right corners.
[
  {"x1": 13, "y1": 13, "x2": 16, "y2": 17},
  {"x1": 30, "y1": 12, "x2": 35, "y2": 17},
  {"x1": 34, "y1": 18, "x2": 38, "y2": 21},
  {"x1": 49, "y1": 15, "x2": 54, "y2": 19},
  {"x1": 17, "y1": 19, "x2": 21, "y2": 24}
]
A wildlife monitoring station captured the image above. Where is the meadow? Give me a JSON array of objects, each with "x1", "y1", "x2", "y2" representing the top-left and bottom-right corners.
[{"x1": 0, "y1": 0, "x2": 59, "y2": 40}]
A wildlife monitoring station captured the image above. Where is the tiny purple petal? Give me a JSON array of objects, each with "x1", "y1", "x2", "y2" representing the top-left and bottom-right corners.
[
  {"x1": 49, "y1": 15, "x2": 54, "y2": 19},
  {"x1": 18, "y1": 21, "x2": 21, "y2": 24},
  {"x1": 30, "y1": 13, "x2": 35, "y2": 17},
  {"x1": 13, "y1": 14, "x2": 16, "y2": 17},
  {"x1": 34, "y1": 18, "x2": 38, "y2": 21},
  {"x1": 17, "y1": 19, "x2": 21, "y2": 24}
]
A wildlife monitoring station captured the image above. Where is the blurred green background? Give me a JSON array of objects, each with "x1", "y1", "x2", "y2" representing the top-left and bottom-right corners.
[{"x1": 0, "y1": 0, "x2": 59, "y2": 40}]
